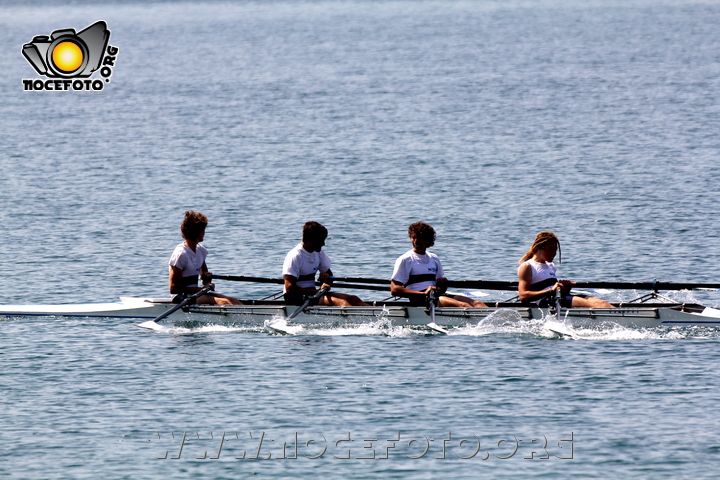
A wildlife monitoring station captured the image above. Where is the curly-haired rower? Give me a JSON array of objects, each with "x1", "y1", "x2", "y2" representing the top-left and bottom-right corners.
[
  {"x1": 168, "y1": 210, "x2": 242, "y2": 306},
  {"x1": 390, "y1": 221, "x2": 487, "y2": 308}
]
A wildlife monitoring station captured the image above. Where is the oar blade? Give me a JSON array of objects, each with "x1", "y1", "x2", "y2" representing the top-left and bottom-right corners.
[
  {"x1": 145, "y1": 285, "x2": 213, "y2": 326},
  {"x1": 265, "y1": 323, "x2": 291, "y2": 335},
  {"x1": 426, "y1": 322, "x2": 448, "y2": 335},
  {"x1": 548, "y1": 328, "x2": 577, "y2": 340},
  {"x1": 264, "y1": 317, "x2": 302, "y2": 335},
  {"x1": 138, "y1": 320, "x2": 165, "y2": 331},
  {"x1": 424, "y1": 290, "x2": 447, "y2": 334}
]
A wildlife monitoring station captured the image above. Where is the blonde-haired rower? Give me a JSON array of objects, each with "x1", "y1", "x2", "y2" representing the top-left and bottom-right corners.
[{"x1": 517, "y1": 231, "x2": 613, "y2": 308}]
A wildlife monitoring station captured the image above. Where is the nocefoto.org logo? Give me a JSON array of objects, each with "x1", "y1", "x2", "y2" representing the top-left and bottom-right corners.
[{"x1": 22, "y1": 20, "x2": 119, "y2": 91}]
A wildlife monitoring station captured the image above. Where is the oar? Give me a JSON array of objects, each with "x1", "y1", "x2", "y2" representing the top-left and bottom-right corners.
[
  {"x1": 266, "y1": 286, "x2": 331, "y2": 335},
  {"x1": 211, "y1": 275, "x2": 389, "y2": 291},
  {"x1": 287, "y1": 285, "x2": 330, "y2": 321},
  {"x1": 213, "y1": 274, "x2": 390, "y2": 292},
  {"x1": 212, "y1": 275, "x2": 285, "y2": 285},
  {"x1": 327, "y1": 276, "x2": 391, "y2": 285},
  {"x1": 573, "y1": 280, "x2": 720, "y2": 291},
  {"x1": 214, "y1": 274, "x2": 720, "y2": 292},
  {"x1": 327, "y1": 277, "x2": 518, "y2": 291},
  {"x1": 555, "y1": 286, "x2": 562, "y2": 322},
  {"x1": 425, "y1": 288, "x2": 448, "y2": 335},
  {"x1": 317, "y1": 281, "x2": 389, "y2": 292},
  {"x1": 143, "y1": 285, "x2": 213, "y2": 326},
  {"x1": 547, "y1": 286, "x2": 577, "y2": 339},
  {"x1": 447, "y1": 279, "x2": 720, "y2": 291}
]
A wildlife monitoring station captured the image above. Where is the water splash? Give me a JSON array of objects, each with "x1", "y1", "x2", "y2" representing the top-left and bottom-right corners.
[
  {"x1": 304, "y1": 319, "x2": 412, "y2": 337},
  {"x1": 139, "y1": 321, "x2": 260, "y2": 334},
  {"x1": 265, "y1": 307, "x2": 414, "y2": 337},
  {"x1": 138, "y1": 307, "x2": 720, "y2": 340},
  {"x1": 264, "y1": 316, "x2": 304, "y2": 335},
  {"x1": 441, "y1": 308, "x2": 720, "y2": 340}
]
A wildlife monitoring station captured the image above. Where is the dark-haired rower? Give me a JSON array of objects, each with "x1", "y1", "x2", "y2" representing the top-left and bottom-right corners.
[
  {"x1": 282, "y1": 221, "x2": 367, "y2": 306},
  {"x1": 168, "y1": 210, "x2": 242, "y2": 305}
]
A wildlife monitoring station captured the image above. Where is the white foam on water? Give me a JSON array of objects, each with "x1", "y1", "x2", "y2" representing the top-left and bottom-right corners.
[
  {"x1": 304, "y1": 318, "x2": 413, "y2": 337},
  {"x1": 451, "y1": 308, "x2": 530, "y2": 336},
  {"x1": 137, "y1": 320, "x2": 165, "y2": 331},
  {"x1": 190, "y1": 324, "x2": 258, "y2": 333},
  {"x1": 270, "y1": 308, "x2": 414, "y2": 337},
  {"x1": 138, "y1": 320, "x2": 260, "y2": 334},
  {"x1": 439, "y1": 309, "x2": 720, "y2": 340},
  {"x1": 138, "y1": 307, "x2": 720, "y2": 340},
  {"x1": 264, "y1": 315, "x2": 304, "y2": 335}
]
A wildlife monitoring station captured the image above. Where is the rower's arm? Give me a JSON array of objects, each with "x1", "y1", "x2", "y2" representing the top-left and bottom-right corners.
[
  {"x1": 284, "y1": 274, "x2": 323, "y2": 295},
  {"x1": 517, "y1": 263, "x2": 559, "y2": 302},
  {"x1": 390, "y1": 279, "x2": 434, "y2": 297},
  {"x1": 200, "y1": 261, "x2": 214, "y2": 286},
  {"x1": 169, "y1": 265, "x2": 206, "y2": 295}
]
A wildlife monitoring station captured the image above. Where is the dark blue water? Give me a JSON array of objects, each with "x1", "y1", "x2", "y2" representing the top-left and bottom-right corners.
[{"x1": 2, "y1": 1, "x2": 720, "y2": 478}]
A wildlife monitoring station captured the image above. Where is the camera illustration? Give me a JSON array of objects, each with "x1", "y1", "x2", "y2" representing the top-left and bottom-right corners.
[{"x1": 22, "y1": 21, "x2": 110, "y2": 78}]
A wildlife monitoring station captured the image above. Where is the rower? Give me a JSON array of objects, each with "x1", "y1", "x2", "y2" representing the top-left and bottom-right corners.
[
  {"x1": 517, "y1": 231, "x2": 614, "y2": 308},
  {"x1": 168, "y1": 211, "x2": 242, "y2": 305},
  {"x1": 390, "y1": 222, "x2": 487, "y2": 307},
  {"x1": 282, "y1": 221, "x2": 367, "y2": 307}
]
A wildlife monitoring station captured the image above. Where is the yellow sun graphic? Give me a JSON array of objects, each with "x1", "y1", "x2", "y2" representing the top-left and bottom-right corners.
[{"x1": 52, "y1": 41, "x2": 84, "y2": 73}]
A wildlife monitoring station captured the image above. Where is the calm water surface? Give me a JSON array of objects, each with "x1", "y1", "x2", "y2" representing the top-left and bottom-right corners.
[{"x1": 1, "y1": 0, "x2": 720, "y2": 478}]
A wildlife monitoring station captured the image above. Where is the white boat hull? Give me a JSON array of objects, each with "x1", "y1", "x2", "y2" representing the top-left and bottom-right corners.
[
  {"x1": 2, "y1": 298, "x2": 720, "y2": 328},
  {"x1": 0, "y1": 299, "x2": 169, "y2": 319}
]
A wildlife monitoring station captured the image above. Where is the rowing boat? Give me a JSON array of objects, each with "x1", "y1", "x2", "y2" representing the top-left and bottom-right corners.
[{"x1": 2, "y1": 297, "x2": 720, "y2": 329}]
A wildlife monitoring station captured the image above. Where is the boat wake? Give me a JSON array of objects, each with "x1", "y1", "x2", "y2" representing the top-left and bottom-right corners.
[
  {"x1": 304, "y1": 320, "x2": 412, "y2": 337},
  {"x1": 264, "y1": 311, "x2": 414, "y2": 337},
  {"x1": 264, "y1": 316, "x2": 304, "y2": 335},
  {"x1": 438, "y1": 309, "x2": 717, "y2": 340},
  {"x1": 138, "y1": 321, "x2": 261, "y2": 334}
]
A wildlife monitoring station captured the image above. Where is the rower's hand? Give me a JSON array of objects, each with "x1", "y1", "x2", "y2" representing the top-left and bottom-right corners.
[
  {"x1": 318, "y1": 271, "x2": 331, "y2": 281},
  {"x1": 558, "y1": 279, "x2": 574, "y2": 293},
  {"x1": 425, "y1": 286, "x2": 438, "y2": 305},
  {"x1": 436, "y1": 278, "x2": 448, "y2": 292},
  {"x1": 201, "y1": 272, "x2": 213, "y2": 284},
  {"x1": 320, "y1": 283, "x2": 331, "y2": 291},
  {"x1": 205, "y1": 283, "x2": 215, "y2": 291},
  {"x1": 552, "y1": 282, "x2": 573, "y2": 295},
  {"x1": 423, "y1": 285, "x2": 437, "y2": 295}
]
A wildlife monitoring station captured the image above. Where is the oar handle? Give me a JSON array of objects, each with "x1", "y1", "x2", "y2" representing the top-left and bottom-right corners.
[{"x1": 151, "y1": 285, "x2": 213, "y2": 323}]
